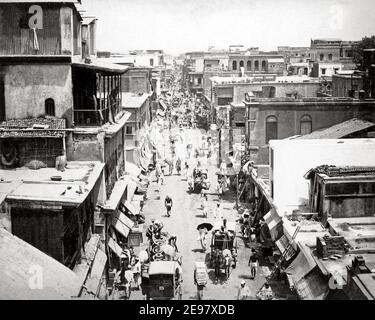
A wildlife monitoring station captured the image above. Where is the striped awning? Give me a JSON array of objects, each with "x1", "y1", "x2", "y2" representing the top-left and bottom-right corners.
[
  {"x1": 263, "y1": 208, "x2": 283, "y2": 242},
  {"x1": 275, "y1": 235, "x2": 296, "y2": 262}
]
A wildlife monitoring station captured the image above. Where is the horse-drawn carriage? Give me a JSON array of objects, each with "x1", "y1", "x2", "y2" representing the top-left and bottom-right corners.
[
  {"x1": 209, "y1": 221, "x2": 238, "y2": 280},
  {"x1": 144, "y1": 260, "x2": 183, "y2": 300},
  {"x1": 189, "y1": 168, "x2": 210, "y2": 193}
]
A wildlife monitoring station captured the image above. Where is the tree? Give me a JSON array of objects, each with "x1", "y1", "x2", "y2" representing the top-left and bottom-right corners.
[{"x1": 353, "y1": 36, "x2": 375, "y2": 70}]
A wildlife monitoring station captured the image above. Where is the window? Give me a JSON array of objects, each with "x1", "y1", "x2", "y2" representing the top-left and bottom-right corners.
[
  {"x1": 346, "y1": 50, "x2": 353, "y2": 57},
  {"x1": 300, "y1": 115, "x2": 312, "y2": 135},
  {"x1": 45, "y1": 98, "x2": 55, "y2": 116},
  {"x1": 340, "y1": 48, "x2": 343, "y2": 57},
  {"x1": 328, "y1": 54, "x2": 333, "y2": 61},
  {"x1": 197, "y1": 77, "x2": 202, "y2": 85},
  {"x1": 150, "y1": 58, "x2": 154, "y2": 66},
  {"x1": 126, "y1": 126, "x2": 134, "y2": 135},
  {"x1": 206, "y1": 64, "x2": 212, "y2": 68},
  {"x1": 320, "y1": 54, "x2": 324, "y2": 61},
  {"x1": 261, "y1": 60, "x2": 267, "y2": 71},
  {"x1": 321, "y1": 68, "x2": 326, "y2": 75},
  {"x1": 232, "y1": 60, "x2": 237, "y2": 70},
  {"x1": 239, "y1": 60, "x2": 244, "y2": 68},
  {"x1": 334, "y1": 68, "x2": 339, "y2": 74},
  {"x1": 218, "y1": 97, "x2": 232, "y2": 106},
  {"x1": 265, "y1": 116, "x2": 278, "y2": 144},
  {"x1": 246, "y1": 60, "x2": 251, "y2": 71},
  {"x1": 254, "y1": 60, "x2": 259, "y2": 71}
]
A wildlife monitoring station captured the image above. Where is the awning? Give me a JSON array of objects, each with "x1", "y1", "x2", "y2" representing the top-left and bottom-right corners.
[
  {"x1": 85, "y1": 248, "x2": 107, "y2": 295},
  {"x1": 122, "y1": 200, "x2": 140, "y2": 216},
  {"x1": 112, "y1": 210, "x2": 135, "y2": 238},
  {"x1": 294, "y1": 268, "x2": 329, "y2": 300},
  {"x1": 108, "y1": 237, "x2": 122, "y2": 257},
  {"x1": 72, "y1": 60, "x2": 128, "y2": 74},
  {"x1": 285, "y1": 250, "x2": 316, "y2": 285},
  {"x1": 275, "y1": 234, "x2": 296, "y2": 262},
  {"x1": 125, "y1": 161, "x2": 141, "y2": 177},
  {"x1": 264, "y1": 208, "x2": 283, "y2": 242},
  {"x1": 159, "y1": 100, "x2": 168, "y2": 111}
]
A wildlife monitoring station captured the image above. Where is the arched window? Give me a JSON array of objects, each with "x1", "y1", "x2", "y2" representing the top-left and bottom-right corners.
[
  {"x1": 239, "y1": 60, "x2": 244, "y2": 68},
  {"x1": 246, "y1": 60, "x2": 252, "y2": 71},
  {"x1": 261, "y1": 60, "x2": 267, "y2": 71},
  {"x1": 328, "y1": 54, "x2": 333, "y2": 61},
  {"x1": 320, "y1": 54, "x2": 324, "y2": 61},
  {"x1": 45, "y1": 98, "x2": 55, "y2": 116},
  {"x1": 232, "y1": 60, "x2": 237, "y2": 70},
  {"x1": 265, "y1": 115, "x2": 278, "y2": 144},
  {"x1": 254, "y1": 60, "x2": 259, "y2": 71},
  {"x1": 300, "y1": 115, "x2": 312, "y2": 135}
]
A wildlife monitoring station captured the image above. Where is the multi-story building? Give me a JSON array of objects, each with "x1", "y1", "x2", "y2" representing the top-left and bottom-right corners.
[
  {"x1": 0, "y1": 0, "x2": 144, "y2": 298},
  {"x1": 244, "y1": 96, "x2": 375, "y2": 164},
  {"x1": 310, "y1": 38, "x2": 358, "y2": 77}
]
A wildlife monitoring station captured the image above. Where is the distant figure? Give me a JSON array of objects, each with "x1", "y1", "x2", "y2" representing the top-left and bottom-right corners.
[
  {"x1": 256, "y1": 283, "x2": 274, "y2": 300},
  {"x1": 214, "y1": 203, "x2": 222, "y2": 220},
  {"x1": 249, "y1": 248, "x2": 259, "y2": 279}
]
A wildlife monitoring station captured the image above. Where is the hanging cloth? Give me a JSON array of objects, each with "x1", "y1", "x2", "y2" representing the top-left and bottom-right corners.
[{"x1": 32, "y1": 28, "x2": 39, "y2": 51}]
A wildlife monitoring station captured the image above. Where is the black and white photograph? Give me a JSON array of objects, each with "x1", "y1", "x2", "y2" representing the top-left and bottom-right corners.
[{"x1": 1, "y1": 0, "x2": 375, "y2": 305}]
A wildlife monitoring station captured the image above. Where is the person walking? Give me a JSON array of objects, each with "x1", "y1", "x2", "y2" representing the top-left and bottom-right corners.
[
  {"x1": 237, "y1": 280, "x2": 251, "y2": 300},
  {"x1": 201, "y1": 194, "x2": 208, "y2": 218},
  {"x1": 214, "y1": 203, "x2": 222, "y2": 220},
  {"x1": 217, "y1": 181, "x2": 223, "y2": 200},
  {"x1": 165, "y1": 195, "x2": 173, "y2": 217},
  {"x1": 248, "y1": 248, "x2": 259, "y2": 279}
]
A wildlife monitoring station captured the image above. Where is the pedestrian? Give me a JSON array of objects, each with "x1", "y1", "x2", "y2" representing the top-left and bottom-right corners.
[
  {"x1": 156, "y1": 176, "x2": 161, "y2": 192},
  {"x1": 249, "y1": 248, "x2": 259, "y2": 279},
  {"x1": 217, "y1": 181, "x2": 223, "y2": 200},
  {"x1": 132, "y1": 257, "x2": 141, "y2": 290},
  {"x1": 237, "y1": 280, "x2": 251, "y2": 300},
  {"x1": 176, "y1": 158, "x2": 182, "y2": 175},
  {"x1": 256, "y1": 282, "x2": 274, "y2": 300},
  {"x1": 165, "y1": 195, "x2": 173, "y2": 217},
  {"x1": 201, "y1": 194, "x2": 208, "y2": 217},
  {"x1": 214, "y1": 203, "x2": 222, "y2": 220}
]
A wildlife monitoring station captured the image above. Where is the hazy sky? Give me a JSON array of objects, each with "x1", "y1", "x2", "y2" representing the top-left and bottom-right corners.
[{"x1": 81, "y1": 0, "x2": 375, "y2": 55}]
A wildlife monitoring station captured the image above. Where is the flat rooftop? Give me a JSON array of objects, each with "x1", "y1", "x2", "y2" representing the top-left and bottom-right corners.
[
  {"x1": 328, "y1": 217, "x2": 375, "y2": 240},
  {"x1": 2, "y1": 161, "x2": 104, "y2": 206}
]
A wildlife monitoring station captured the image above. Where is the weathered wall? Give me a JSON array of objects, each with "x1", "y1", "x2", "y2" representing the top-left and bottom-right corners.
[
  {"x1": 332, "y1": 76, "x2": 364, "y2": 97},
  {"x1": 11, "y1": 208, "x2": 64, "y2": 262},
  {"x1": 4, "y1": 64, "x2": 73, "y2": 125},
  {"x1": 66, "y1": 132, "x2": 104, "y2": 162},
  {"x1": 249, "y1": 104, "x2": 375, "y2": 155}
]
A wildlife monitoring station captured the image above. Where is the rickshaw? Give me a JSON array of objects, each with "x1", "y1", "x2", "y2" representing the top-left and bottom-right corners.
[
  {"x1": 146, "y1": 260, "x2": 183, "y2": 300},
  {"x1": 194, "y1": 261, "x2": 208, "y2": 300}
]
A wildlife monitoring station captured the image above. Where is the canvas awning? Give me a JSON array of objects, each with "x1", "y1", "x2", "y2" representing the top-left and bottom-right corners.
[
  {"x1": 125, "y1": 161, "x2": 141, "y2": 177},
  {"x1": 263, "y1": 208, "x2": 283, "y2": 242},
  {"x1": 108, "y1": 237, "x2": 122, "y2": 257},
  {"x1": 84, "y1": 248, "x2": 107, "y2": 295},
  {"x1": 122, "y1": 200, "x2": 140, "y2": 216},
  {"x1": 275, "y1": 234, "x2": 296, "y2": 262},
  {"x1": 285, "y1": 250, "x2": 316, "y2": 285},
  {"x1": 159, "y1": 100, "x2": 168, "y2": 111},
  {"x1": 112, "y1": 210, "x2": 135, "y2": 238}
]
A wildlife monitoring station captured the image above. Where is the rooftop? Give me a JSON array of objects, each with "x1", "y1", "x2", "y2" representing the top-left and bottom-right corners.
[
  {"x1": 2, "y1": 161, "x2": 104, "y2": 206},
  {"x1": 328, "y1": 217, "x2": 375, "y2": 244},
  {"x1": 0, "y1": 227, "x2": 81, "y2": 299},
  {"x1": 296, "y1": 118, "x2": 375, "y2": 140},
  {"x1": 121, "y1": 93, "x2": 150, "y2": 109}
]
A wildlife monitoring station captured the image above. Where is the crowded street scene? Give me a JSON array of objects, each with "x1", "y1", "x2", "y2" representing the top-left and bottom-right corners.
[{"x1": 1, "y1": 0, "x2": 375, "y2": 305}]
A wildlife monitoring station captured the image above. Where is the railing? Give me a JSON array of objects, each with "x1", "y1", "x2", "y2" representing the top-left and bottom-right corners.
[{"x1": 73, "y1": 108, "x2": 109, "y2": 126}]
